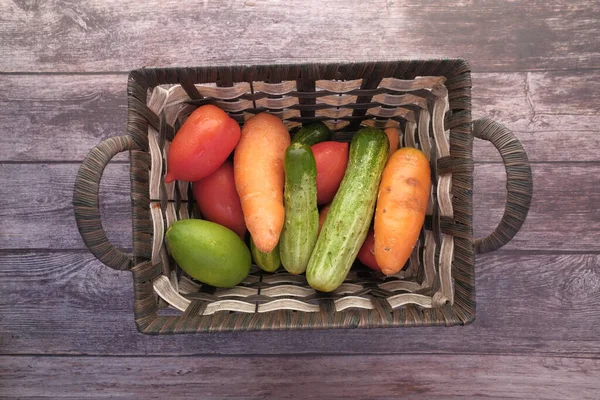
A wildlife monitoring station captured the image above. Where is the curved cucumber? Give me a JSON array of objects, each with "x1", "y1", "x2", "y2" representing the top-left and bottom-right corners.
[
  {"x1": 306, "y1": 127, "x2": 389, "y2": 292},
  {"x1": 280, "y1": 143, "x2": 319, "y2": 274},
  {"x1": 250, "y1": 236, "x2": 281, "y2": 273},
  {"x1": 292, "y1": 122, "x2": 331, "y2": 146}
]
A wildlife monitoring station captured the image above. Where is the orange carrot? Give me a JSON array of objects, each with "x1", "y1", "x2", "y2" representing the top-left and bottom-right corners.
[
  {"x1": 317, "y1": 204, "x2": 330, "y2": 235},
  {"x1": 234, "y1": 113, "x2": 290, "y2": 253},
  {"x1": 374, "y1": 147, "x2": 430, "y2": 275},
  {"x1": 384, "y1": 127, "x2": 400, "y2": 161}
]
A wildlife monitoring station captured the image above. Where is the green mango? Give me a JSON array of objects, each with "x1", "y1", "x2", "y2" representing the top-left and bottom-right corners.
[{"x1": 166, "y1": 219, "x2": 251, "y2": 287}]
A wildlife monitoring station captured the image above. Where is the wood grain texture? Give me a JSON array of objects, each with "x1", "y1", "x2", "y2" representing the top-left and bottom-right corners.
[
  {"x1": 1, "y1": 355, "x2": 599, "y2": 399},
  {"x1": 1, "y1": 0, "x2": 598, "y2": 394},
  {"x1": 0, "y1": 164, "x2": 131, "y2": 250},
  {"x1": 1, "y1": 0, "x2": 599, "y2": 73},
  {"x1": 1, "y1": 163, "x2": 595, "y2": 251},
  {"x1": 472, "y1": 71, "x2": 600, "y2": 162},
  {"x1": 2, "y1": 252, "x2": 599, "y2": 356},
  {"x1": 0, "y1": 74, "x2": 129, "y2": 162},
  {"x1": 2, "y1": 70, "x2": 599, "y2": 162},
  {"x1": 473, "y1": 163, "x2": 600, "y2": 252}
]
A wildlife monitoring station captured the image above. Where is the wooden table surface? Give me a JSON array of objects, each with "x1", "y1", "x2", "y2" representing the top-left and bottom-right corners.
[{"x1": 1, "y1": 1, "x2": 599, "y2": 398}]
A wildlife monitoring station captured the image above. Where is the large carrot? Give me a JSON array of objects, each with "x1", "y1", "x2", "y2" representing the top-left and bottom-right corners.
[
  {"x1": 374, "y1": 147, "x2": 430, "y2": 275},
  {"x1": 234, "y1": 113, "x2": 290, "y2": 253}
]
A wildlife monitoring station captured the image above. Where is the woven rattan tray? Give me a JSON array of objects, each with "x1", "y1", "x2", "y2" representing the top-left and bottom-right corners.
[{"x1": 74, "y1": 60, "x2": 533, "y2": 334}]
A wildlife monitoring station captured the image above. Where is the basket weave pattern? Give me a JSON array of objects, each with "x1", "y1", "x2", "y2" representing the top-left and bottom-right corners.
[{"x1": 125, "y1": 61, "x2": 475, "y2": 333}]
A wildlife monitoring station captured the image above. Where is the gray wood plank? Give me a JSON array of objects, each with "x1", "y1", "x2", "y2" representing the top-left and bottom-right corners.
[
  {"x1": 1, "y1": 252, "x2": 599, "y2": 356},
  {"x1": 472, "y1": 71, "x2": 600, "y2": 162},
  {"x1": 0, "y1": 74, "x2": 129, "y2": 162},
  {"x1": 1, "y1": 70, "x2": 599, "y2": 163},
  {"x1": 473, "y1": 163, "x2": 600, "y2": 252},
  {"x1": 1, "y1": 163, "x2": 596, "y2": 251},
  {"x1": 0, "y1": 163, "x2": 131, "y2": 250},
  {"x1": 1, "y1": 0, "x2": 599, "y2": 73},
  {"x1": 1, "y1": 354, "x2": 599, "y2": 399}
]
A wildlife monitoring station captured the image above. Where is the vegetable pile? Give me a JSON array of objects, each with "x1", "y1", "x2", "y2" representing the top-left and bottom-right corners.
[{"x1": 164, "y1": 105, "x2": 430, "y2": 292}]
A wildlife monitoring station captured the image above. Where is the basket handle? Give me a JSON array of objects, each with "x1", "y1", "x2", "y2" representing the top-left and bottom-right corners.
[
  {"x1": 73, "y1": 135, "x2": 134, "y2": 270},
  {"x1": 473, "y1": 118, "x2": 533, "y2": 254}
]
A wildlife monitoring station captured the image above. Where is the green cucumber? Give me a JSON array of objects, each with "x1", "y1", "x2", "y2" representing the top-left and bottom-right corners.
[
  {"x1": 306, "y1": 127, "x2": 389, "y2": 292},
  {"x1": 292, "y1": 122, "x2": 331, "y2": 146},
  {"x1": 250, "y1": 236, "x2": 281, "y2": 273},
  {"x1": 280, "y1": 142, "x2": 319, "y2": 274}
]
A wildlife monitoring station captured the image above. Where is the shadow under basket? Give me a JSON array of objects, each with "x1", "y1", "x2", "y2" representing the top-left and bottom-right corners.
[{"x1": 74, "y1": 60, "x2": 533, "y2": 334}]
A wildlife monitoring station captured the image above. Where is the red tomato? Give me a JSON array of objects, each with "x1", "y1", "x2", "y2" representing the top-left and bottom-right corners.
[
  {"x1": 311, "y1": 141, "x2": 349, "y2": 205},
  {"x1": 165, "y1": 105, "x2": 241, "y2": 183},
  {"x1": 192, "y1": 160, "x2": 246, "y2": 238},
  {"x1": 318, "y1": 204, "x2": 330, "y2": 235},
  {"x1": 357, "y1": 229, "x2": 380, "y2": 271}
]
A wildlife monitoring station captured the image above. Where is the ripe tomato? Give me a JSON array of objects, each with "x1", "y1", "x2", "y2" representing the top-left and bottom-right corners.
[
  {"x1": 165, "y1": 105, "x2": 241, "y2": 183},
  {"x1": 357, "y1": 229, "x2": 380, "y2": 271},
  {"x1": 192, "y1": 160, "x2": 246, "y2": 238},
  {"x1": 311, "y1": 141, "x2": 349, "y2": 205}
]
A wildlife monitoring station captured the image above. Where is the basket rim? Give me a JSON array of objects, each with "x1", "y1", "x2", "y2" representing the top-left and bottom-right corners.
[{"x1": 125, "y1": 60, "x2": 475, "y2": 334}]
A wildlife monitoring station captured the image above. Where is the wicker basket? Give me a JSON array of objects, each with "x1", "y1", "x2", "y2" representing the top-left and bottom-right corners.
[{"x1": 73, "y1": 60, "x2": 533, "y2": 334}]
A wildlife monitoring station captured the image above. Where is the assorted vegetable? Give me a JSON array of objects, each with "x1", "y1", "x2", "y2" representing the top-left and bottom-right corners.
[
  {"x1": 353, "y1": 127, "x2": 400, "y2": 271},
  {"x1": 251, "y1": 236, "x2": 281, "y2": 273},
  {"x1": 357, "y1": 229, "x2": 380, "y2": 271},
  {"x1": 384, "y1": 127, "x2": 400, "y2": 161},
  {"x1": 165, "y1": 105, "x2": 241, "y2": 183},
  {"x1": 317, "y1": 204, "x2": 330, "y2": 235},
  {"x1": 374, "y1": 147, "x2": 431, "y2": 276},
  {"x1": 165, "y1": 106, "x2": 430, "y2": 292},
  {"x1": 279, "y1": 143, "x2": 319, "y2": 274},
  {"x1": 292, "y1": 122, "x2": 331, "y2": 146},
  {"x1": 311, "y1": 141, "x2": 349, "y2": 205},
  {"x1": 306, "y1": 128, "x2": 389, "y2": 292},
  {"x1": 192, "y1": 160, "x2": 246, "y2": 239},
  {"x1": 234, "y1": 113, "x2": 290, "y2": 253},
  {"x1": 165, "y1": 219, "x2": 251, "y2": 288}
]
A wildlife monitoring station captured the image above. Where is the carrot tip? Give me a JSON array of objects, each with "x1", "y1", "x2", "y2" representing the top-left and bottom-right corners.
[{"x1": 381, "y1": 268, "x2": 398, "y2": 276}]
